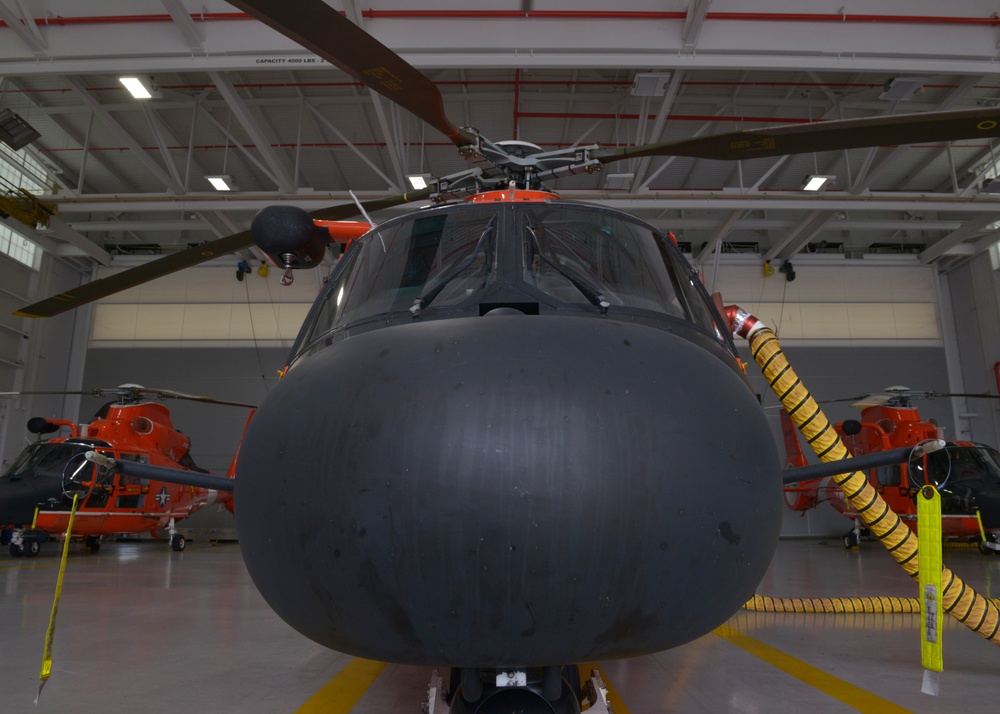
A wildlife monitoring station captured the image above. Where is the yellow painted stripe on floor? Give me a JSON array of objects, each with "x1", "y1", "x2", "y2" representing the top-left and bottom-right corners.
[
  {"x1": 714, "y1": 625, "x2": 912, "y2": 714},
  {"x1": 578, "y1": 662, "x2": 632, "y2": 713},
  {"x1": 295, "y1": 658, "x2": 386, "y2": 714}
]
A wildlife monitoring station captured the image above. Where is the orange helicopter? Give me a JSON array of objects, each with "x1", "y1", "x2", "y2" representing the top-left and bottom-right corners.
[
  {"x1": 782, "y1": 386, "x2": 1000, "y2": 552},
  {"x1": 0, "y1": 385, "x2": 254, "y2": 557}
]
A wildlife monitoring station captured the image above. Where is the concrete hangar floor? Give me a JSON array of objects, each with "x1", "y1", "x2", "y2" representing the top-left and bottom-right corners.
[{"x1": 1, "y1": 538, "x2": 997, "y2": 714}]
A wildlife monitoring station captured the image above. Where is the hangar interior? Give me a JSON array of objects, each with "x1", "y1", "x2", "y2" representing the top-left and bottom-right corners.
[{"x1": 2, "y1": 1, "x2": 1000, "y2": 712}]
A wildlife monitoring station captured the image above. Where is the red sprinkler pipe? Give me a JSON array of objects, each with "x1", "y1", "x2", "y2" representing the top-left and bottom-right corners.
[{"x1": 360, "y1": 10, "x2": 1000, "y2": 26}]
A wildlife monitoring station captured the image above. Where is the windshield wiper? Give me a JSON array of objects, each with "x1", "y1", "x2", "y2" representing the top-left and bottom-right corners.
[
  {"x1": 525, "y1": 224, "x2": 611, "y2": 314},
  {"x1": 410, "y1": 216, "x2": 496, "y2": 317}
]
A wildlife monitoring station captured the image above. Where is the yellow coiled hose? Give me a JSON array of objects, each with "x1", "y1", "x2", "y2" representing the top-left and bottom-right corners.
[
  {"x1": 734, "y1": 316, "x2": 1000, "y2": 645},
  {"x1": 745, "y1": 594, "x2": 921, "y2": 614}
]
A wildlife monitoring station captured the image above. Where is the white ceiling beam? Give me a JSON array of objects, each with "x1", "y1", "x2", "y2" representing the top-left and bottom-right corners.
[
  {"x1": 763, "y1": 210, "x2": 824, "y2": 261},
  {"x1": 304, "y1": 102, "x2": 397, "y2": 188},
  {"x1": 365, "y1": 93, "x2": 406, "y2": 191},
  {"x1": 682, "y1": 0, "x2": 713, "y2": 48},
  {"x1": 630, "y1": 71, "x2": 684, "y2": 191},
  {"x1": 772, "y1": 212, "x2": 838, "y2": 261},
  {"x1": 55, "y1": 213, "x2": 965, "y2": 234},
  {"x1": 9, "y1": 50, "x2": 996, "y2": 76},
  {"x1": 140, "y1": 102, "x2": 185, "y2": 190},
  {"x1": 42, "y1": 216, "x2": 113, "y2": 265},
  {"x1": 850, "y1": 77, "x2": 983, "y2": 195},
  {"x1": 1, "y1": 214, "x2": 59, "y2": 253},
  {"x1": 67, "y1": 220, "x2": 208, "y2": 233},
  {"x1": 45, "y1": 191, "x2": 1000, "y2": 216},
  {"x1": 209, "y1": 71, "x2": 296, "y2": 193},
  {"x1": 160, "y1": 0, "x2": 205, "y2": 54},
  {"x1": 342, "y1": 0, "x2": 405, "y2": 191},
  {"x1": 63, "y1": 76, "x2": 185, "y2": 194},
  {"x1": 920, "y1": 212, "x2": 1000, "y2": 264},
  {"x1": 0, "y1": 0, "x2": 46, "y2": 56},
  {"x1": 696, "y1": 210, "x2": 743, "y2": 263}
]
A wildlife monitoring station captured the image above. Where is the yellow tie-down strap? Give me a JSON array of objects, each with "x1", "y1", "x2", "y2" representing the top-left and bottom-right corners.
[{"x1": 917, "y1": 485, "x2": 943, "y2": 691}]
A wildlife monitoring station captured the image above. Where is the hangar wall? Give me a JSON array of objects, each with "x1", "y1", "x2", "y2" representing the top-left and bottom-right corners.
[
  {"x1": 81, "y1": 346, "x2": 286, "y2": 539},
  {"x1": 2, "y1": 252, "x2": 974, "y2": 538},
  {"x1": 69, "y1": 258, "x2": 956, "y2": 538},
  {"x1": 0, "y1": 252, "x2": 91, "y2": 473},
  {"x1": 940, "y1": 253, "x2": 1000, "y2": 449}
]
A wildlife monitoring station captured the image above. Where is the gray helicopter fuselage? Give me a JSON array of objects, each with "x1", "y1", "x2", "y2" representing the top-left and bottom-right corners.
[{"x1": 234, "y1": 198, "x2": 782, "y2": 667}]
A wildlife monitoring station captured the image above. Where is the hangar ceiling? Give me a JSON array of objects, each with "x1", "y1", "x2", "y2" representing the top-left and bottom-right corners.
[{"x1": 4, "y1": 0, "x2": 1000, "y2": 277}]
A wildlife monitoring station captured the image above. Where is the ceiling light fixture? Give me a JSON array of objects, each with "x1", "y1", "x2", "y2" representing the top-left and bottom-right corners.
[
  {"x1": 630, "y1": 73, "x2": 672, "y2": 97},
  {"x1": 0, "y1": 108, "x2": 41, "y2": 150},
  {"x1": 407, "y1": 174, "x2": 432, "y2": 190},
  {"x1": 802, "y1": 175, "x2": 835, "y2": 192},
  {"x1": 205, "y1": 174, "x2": 239, "y2": 191},
  {"x1": 879, "y1": 77, "x2": 926, "y2": 102},
  {"x1": 604, "y1": 173, "x2": 634, "y2": 190},
  {"x1": 119, "y1": 75, "x2": 161, "y2": 100}
]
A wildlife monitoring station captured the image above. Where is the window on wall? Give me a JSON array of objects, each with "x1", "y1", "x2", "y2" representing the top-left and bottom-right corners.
[{"x1": 0, "y1": 143, "x2": 46, "y2": 270}]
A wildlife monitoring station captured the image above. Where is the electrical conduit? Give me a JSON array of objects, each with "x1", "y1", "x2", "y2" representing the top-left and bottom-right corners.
[{"x1": 726, "y1": 306, "x2": 1000, "y2": 644}]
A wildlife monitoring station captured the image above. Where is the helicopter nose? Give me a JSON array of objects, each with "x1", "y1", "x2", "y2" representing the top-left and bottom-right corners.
[
  {"x1": 975, "y1": 490, "x2": 1000, "y2": 529},
  {"x1": 235, "y1": 314, "x2": 782, "y2": 666},
  {"x1": 0, "y1": 478, "x2": 53, "y2": 526}
]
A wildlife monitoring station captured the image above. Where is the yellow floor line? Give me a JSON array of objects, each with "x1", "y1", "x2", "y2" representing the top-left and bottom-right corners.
[
  {"x1": 295, "y1": 658, "x2": 386, "y2": 714},
  {"x1": 714, "y1": 625, "x2": 912, "y2": 714}
]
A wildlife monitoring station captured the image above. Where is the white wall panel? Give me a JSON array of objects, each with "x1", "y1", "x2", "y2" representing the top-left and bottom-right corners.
[
  {"x1": 706, "y1": 259, "x2": 941, "y2": 346},
  {"x1": 89, "y1": 263, "x2": 317, "y2": 347}
]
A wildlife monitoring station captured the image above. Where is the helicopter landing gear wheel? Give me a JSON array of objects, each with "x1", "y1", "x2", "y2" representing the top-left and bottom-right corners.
[
  {"x1": 978, "y1": 540, "x2": 997, "y2": 555},
  {"x1": 843, "y1": 531, "x2": 858, "y2": 549},
  {"x1": 445, "y1": 667, "x2": 585, "y2": 714},
  {"x1": 9, "y1": 542, "x2": 24, "y2": 557},
  {"x1": 170, "y1": 534, "x2": 186, "y2": 552},
  {"x1": 85, "y1": 535, "x2": 101, "y2": 552},
  {"x1": 24, "y1": 539, "x2": 40, "y2": 557}
]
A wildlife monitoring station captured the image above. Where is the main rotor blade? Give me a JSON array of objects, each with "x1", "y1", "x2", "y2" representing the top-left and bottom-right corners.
[
  {"x1": 592, "y1": 107, "x2": 1000, "y2": 164},
  {"x1": 14, "y1": 189, "x2": 433, "y2": 318},
  {"x1": 134, "y1": 388, "x2": 257, "y2": 409},
  {"x1": 229, "y1": 0, "x2": 474, "y2": 147},
  {"x1": 14, "y1": 229, "x2": 254, "y2": 318},
  {"x1": 2, "y1": 387, "x2": 256, "y2": 409}
]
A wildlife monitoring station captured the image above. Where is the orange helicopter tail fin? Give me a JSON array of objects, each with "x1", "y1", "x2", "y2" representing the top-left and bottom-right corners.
[{"x1": 221, "y1": 408, "x2": 256, "y2": 514}]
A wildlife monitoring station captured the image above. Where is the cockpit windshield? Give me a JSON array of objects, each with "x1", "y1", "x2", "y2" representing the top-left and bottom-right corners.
[
  {"x1": 1, "y1": 442, "x2": 92, "y2": 481},
  {"x1": 292, "y1": 200, "x2": 729, "y2": 361},
  {"x1": 521, "y1": 204, "x2": 719, "y2": 331},
  {"x1": 300, "y1": 207, "x2": 497, "y2": 345},
  {"x1": 916, "y1": 446, "x2": 1000, "y2": 487}
]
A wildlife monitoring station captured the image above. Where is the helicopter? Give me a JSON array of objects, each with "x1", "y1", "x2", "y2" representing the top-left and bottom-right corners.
[
  {"x1": 782, "y1": 386, "x2": 1000, "y2": 553},
  {"x1": 12, "y1": 1, "x2": 1000, "y2": 712},
  {"x1": 0, "y1": 385, "x2": 253, "y2": 557}
]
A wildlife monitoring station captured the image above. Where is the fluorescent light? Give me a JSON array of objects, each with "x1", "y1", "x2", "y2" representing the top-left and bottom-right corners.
[
  {"x1": 205, "y1": 174, "x2": 239, "y2": 191},
  {"x1": 0, "y1": 108, "x2": 40, "y2": 150},
  {"x1": 604, "y1": 173, "x2": 634, "y2": 190},
  {"x1": 802, "y1": 175, "x2": 835, "y2": 192},
  {"x1": 119, "y1": 76, "x2": 160, "y2": 100},
  {"x1": 630, "y1": 73, "x2": 672, "y2": 97},
  {"x1": 407, "y1": 174, "x2": 432, "y2": 190},
  {"x1": 879, "y1": 77, "x2": 926, "y2": 102}
]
